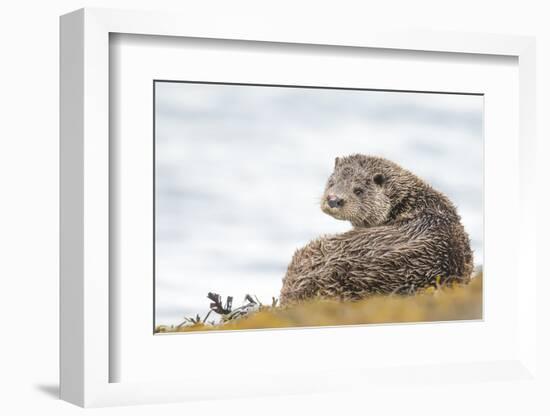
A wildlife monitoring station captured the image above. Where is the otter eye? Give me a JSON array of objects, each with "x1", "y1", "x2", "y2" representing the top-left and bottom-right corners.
[
  {"x1": 373, "y1": 173, "x2": 385, "y2": 186},
  {"x1": 353, "y1": 187, "x2": 364, "y2": 196}
]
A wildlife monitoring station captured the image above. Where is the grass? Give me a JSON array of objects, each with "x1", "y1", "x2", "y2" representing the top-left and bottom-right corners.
[{"x1": 156, "y1": 272, "x2": 482, "y2": 333}]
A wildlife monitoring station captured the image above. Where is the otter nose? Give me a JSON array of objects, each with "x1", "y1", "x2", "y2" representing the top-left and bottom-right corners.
[{"x1": 327, "y1": 195, "x2": 344, "y2": 208}]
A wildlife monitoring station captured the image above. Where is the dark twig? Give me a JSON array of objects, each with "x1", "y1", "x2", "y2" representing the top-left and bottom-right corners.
[
  {"x1": 244, "y1": 294, "x2": 257, "y2": 305},
  {"x1": 207, "y1": 292, "x2": 233, "y2": 315}
]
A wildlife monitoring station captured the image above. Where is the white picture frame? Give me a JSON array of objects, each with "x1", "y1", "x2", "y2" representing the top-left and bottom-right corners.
[{"x1": 60, "y1": 7, "x2": 538, "y2": 408}]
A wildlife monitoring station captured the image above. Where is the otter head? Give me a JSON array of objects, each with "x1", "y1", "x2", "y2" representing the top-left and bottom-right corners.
[{"x1": 321, "y1": 154, "x2": 394, "y2": 228}]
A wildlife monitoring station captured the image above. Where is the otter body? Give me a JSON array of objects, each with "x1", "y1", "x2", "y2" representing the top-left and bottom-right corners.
[{"x1": 280, "y1": 155, "x2": 473, "y2": 304}]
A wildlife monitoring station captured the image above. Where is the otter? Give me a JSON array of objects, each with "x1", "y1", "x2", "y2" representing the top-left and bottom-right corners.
[{"x1": 280, "y1": 154, "x2": 473, "y2": 304}]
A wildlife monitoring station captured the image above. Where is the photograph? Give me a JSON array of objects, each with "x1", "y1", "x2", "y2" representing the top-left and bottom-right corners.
[{"x1": 153, "y1": 81, "x2": 484, "y2": 333}]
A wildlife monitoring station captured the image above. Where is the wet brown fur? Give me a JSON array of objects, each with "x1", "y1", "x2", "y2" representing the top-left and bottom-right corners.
[{"x1": 280, "y1": 155, "x2": 474, "y2": 304}]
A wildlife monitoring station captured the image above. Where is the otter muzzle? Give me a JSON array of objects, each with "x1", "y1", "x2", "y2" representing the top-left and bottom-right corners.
[{"x1": 327, "y1": 195, "x2": 344, "y2": 208}]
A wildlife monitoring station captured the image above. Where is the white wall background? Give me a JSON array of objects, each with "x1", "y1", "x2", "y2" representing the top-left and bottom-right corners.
[
  {"x1": 155, "y1": 83, "x2": 484, "y2": 325},
  {"x1": 0, "y1": 1, "x2": 548, "y2": 415}
]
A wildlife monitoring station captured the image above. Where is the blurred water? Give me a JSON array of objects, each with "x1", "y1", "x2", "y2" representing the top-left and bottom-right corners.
[{"x1": 155, "y1": 82, "x2": 483, "y2": 326}]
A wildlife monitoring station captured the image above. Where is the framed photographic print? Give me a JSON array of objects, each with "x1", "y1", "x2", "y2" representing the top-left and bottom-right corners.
[{"x1": 60, "y1": 8, "x2": 538, "y2": 408}]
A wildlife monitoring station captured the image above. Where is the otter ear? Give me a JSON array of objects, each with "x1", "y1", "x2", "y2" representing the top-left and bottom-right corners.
[
  {"x1": 334, "y1": 157, "x2": 341, "y2": 169},
  {"x1": 373, "y1": 173, "x2": 386, "y2": 186}
]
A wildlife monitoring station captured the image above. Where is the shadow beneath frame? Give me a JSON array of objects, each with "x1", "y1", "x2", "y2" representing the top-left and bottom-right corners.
[{"x1": 34, "y1": 383, "x2": 59, "y2": 399}]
